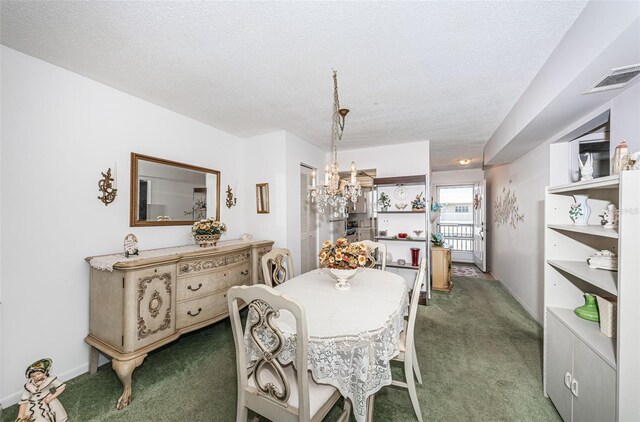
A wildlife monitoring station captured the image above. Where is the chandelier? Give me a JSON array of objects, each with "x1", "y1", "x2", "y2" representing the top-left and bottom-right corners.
[{"x1": 308, "y1": 70, "x2": 362, "y2": 218}]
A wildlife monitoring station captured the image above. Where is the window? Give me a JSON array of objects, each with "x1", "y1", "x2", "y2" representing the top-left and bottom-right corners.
[{"x1": 455, "y1": 205, "x2": 469, "y2": 213}]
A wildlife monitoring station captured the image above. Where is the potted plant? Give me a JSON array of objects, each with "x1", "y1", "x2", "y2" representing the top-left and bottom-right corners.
[
  {"x1": 319, "y1": 237, "x2": 369, "y2": 290},
  {"x1": 191, "y1": 217, "x2": 227, "y2": 247},
  {"x1": 431, "y1": 232, "x2": 445, "y2": 247},
  {"x1": 378, "y1": 192, "x2": 391, "y2": 212}
]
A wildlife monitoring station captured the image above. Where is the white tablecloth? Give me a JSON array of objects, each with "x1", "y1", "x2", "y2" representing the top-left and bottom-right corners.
[{"x1": 245, "y1": 267, "x2": 408, "y2": 422}]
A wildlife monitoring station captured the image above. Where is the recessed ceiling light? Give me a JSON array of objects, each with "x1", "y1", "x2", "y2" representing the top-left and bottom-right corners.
[{"x1": 458, "y1": 159, "x2": 471, "y2": 166}]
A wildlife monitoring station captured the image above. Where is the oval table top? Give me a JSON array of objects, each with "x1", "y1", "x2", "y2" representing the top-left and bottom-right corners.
[{"x1": 274, "y1": 267, "x2": 408, "y2": 338}]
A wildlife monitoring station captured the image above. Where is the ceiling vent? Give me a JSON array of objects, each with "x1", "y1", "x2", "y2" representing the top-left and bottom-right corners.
[{"x1": 584, "y1": 64, "x2": 640, "y2": 94}]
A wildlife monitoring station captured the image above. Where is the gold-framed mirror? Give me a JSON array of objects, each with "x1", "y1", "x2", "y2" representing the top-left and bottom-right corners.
[
  {"x1": 130, "y1": 153, "x2": 220, "y2": 226},
  {"x1": 256, "y1": 183, "x2": 269, "y2": 214}
]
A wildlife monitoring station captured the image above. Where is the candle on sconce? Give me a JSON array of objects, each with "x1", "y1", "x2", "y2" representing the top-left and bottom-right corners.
[
  {"x1": 311, "y1": 169, "x2": 316, "y2": 187},
  {"x1": 324, "y1": 164, "x2": 330, "y2": 184},
  {"x1": 350, "y1": 161, "x2": 356, "y2": 184},
  {"x1": 113, "y1": 162, "x2": 118, "y2": 189}
]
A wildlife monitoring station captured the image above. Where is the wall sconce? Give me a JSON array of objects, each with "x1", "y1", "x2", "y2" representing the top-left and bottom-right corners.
[
  {"x1": 226, "y1": 185, "x2": 237, "y2": 208},
  {"x1": 98, "y1": 167, "x2": 118, "y2": 206}
]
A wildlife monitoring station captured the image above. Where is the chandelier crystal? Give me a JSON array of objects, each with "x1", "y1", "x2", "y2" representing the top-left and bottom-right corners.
[{"x1": 308, "y1": 70, "x2": 362, "y2": 218}]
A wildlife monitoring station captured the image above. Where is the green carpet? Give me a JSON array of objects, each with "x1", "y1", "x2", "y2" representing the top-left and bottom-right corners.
[{"x1": 2, "y1": 276, "x2": 560, "y2": 421}]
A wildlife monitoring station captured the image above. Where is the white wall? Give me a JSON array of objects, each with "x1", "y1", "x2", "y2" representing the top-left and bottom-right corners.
[
  {"x1": 431, "y1": 168, "x2": 484, "y2": 188},
  {"x1": 340, "y1": 141, "x2": 430, "y2": 178},
  {"x1": 0, "y1": 46, "x2": 250, "y2": 405},
  {"x1": 241, "y1": 131, "x2": 288, "y2": 249},
  {"x1": 610, "y1": 82, "x2": 640, "y2": 153},
  {"x1": 241, "y1": 130, "x2": 328, "y2": 274},
  {"x1": 485, "y1": 142, "x2": 549, "y2": 324},
  {"x1": 284, "y1": 132, "x2": 330, "y2": 273}
]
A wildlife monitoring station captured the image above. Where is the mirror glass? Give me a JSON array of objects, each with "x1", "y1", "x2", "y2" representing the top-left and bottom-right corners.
[
  {"x1": 256, "y1": 183, "x2": 270, "y2": 214},
  {"x1": 130, "y1": 153, "x2": 220, "y2": 226}
]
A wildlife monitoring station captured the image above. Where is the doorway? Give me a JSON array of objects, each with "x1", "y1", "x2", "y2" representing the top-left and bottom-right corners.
[
  {"x1": 435, "y1": 183, "x2": 487, "y2": 271},
  {"x1": 436, "y1": 185, "x2": 474, "y2": 263}
]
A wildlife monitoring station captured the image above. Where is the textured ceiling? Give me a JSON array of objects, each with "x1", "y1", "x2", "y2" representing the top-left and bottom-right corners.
[{"x1": 1, "y1": 1, "x2": 587, "y2": 171}]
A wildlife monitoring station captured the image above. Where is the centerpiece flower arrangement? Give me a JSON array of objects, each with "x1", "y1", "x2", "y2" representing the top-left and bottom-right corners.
[
  {"x1": 191, "y1": 217, "x2": 227, "y2": 247},
  {"x1": 319, "y1": 238, "x2": 369, "y2": 290},
  {"x1": 319, "y1": 238, "x2": 368, "y2": 269}
]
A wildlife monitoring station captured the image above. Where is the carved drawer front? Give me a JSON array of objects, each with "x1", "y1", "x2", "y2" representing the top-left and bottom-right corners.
[
  {"x1": 126, "y1": 265, "x2": 176, "y2": 351},
  {"x1": 176, "y1": 291, "x2": 229, "y2": 329},
  {"x1": 178, "y1": 250, "x2": 251, "y2": 276},
  {"x1": 177, "y1": 262, "x2": 251, "y2": 302}
]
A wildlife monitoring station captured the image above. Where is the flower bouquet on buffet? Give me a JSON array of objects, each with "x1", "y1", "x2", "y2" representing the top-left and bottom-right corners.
[{"x1": 191, "y1": 217, "x2": 227, "y2": 247}]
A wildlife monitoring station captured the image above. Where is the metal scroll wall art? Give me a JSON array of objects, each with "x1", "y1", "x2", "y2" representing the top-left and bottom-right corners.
[
  {"x1": 98, "y1": 168, "x2": 118, "y2": 206},
  {"x1": 494, "y1": 181, "x2": 524, "y2": 229},
  {"x1": 226, "y1": 185, "x2": 237, "y2": 208}
]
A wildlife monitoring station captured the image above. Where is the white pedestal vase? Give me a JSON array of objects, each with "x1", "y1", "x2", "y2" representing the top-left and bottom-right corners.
[
  {"x1": 330, "y1": 268, "x2": 357, "y2": 290},
  {"x1": 570, "y1": 194, "x2": 590, "y2": 225}
]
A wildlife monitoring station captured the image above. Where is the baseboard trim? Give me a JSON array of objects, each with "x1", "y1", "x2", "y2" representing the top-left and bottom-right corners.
[
  {"x1": 492, "y1": 274, "x2": 542, "y2": 325},
  {"x1": 0, "y1": 360, "x2": 107, "y2": 407}
]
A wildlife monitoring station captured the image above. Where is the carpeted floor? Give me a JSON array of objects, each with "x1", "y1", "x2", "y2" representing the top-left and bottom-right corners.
[{"x1": 2, "y1": 276, "x2": 560, "y2": 422}]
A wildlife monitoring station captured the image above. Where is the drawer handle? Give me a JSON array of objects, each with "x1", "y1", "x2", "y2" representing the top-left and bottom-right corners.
[
  {"x1": 187, "y1": 283, "x2": 203, "y2": 292},
  {"x1": 241, "y1": 269, "x2": 249, "y2": 276},
  {"x1": 187, "y1": 308, "x2": 202, "y2": 317},
  {"x1": 571, "y1": 379, "x2": 579, "y2": 397}
]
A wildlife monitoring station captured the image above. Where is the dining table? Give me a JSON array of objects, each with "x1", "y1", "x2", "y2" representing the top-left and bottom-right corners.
[{"x1": 245, "y1": 267, "x2": 409, "y2": 422}]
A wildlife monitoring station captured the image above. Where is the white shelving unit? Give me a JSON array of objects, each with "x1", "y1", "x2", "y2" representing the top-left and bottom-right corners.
[
  {"x1": 544, "y1": 171, "x2": 640, "y2": 421},
  {"x1": 373, "y1": 175, "x2": 430, "y2": 301}
]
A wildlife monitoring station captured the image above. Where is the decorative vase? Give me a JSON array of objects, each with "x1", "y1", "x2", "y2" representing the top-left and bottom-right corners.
[
  {"x1": 574, "y1": 293, "x2": 599, "y2": 322},
  {"x1": 569, "y1": 194, "x2": 590, "y2": 225},
  {"x1": 410, "y1": 248, "x2": 420, "y2": 267},
  {"x1": 194, "y1": 233, "x2": 221, "y2": 247},
  {"x1": 330, "y1": 268, "x2": 357, "y2": 290}
]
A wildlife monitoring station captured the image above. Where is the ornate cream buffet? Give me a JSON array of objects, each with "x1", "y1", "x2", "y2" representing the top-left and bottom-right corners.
[{"x1": 85, "y1": 239, "x2": 273, "y2": 409}]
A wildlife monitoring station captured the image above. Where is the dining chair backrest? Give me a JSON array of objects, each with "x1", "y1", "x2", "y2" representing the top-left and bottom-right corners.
[
  {"x1": 261, "y1": 248, "x2": 295, "y2": 287},
  {"x1": 355, "y1": 240, "x2": 387, "y2": 271},
  {"x1": 406, "y1": 257, "x2": 427, "y2": 355},
  {"x1": 227, "y1": 284, "x2": 311, "y2": 421}
]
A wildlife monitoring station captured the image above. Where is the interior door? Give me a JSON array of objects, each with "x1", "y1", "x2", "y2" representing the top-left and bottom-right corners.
[
  {"x1": 300, "y1": 166, "x2": 318, "y2": 273},
  {"x1": 473, "y1": 180, "x2": 487, "y2": 272}
]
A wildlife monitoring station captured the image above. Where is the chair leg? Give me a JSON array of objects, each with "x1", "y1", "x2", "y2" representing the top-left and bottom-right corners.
[
  {"x1": 338, "y1": 397, "x2": 352, "y2": 422},
  {"x1": 406, "y1": 375, "x2": 423, "y2": 422},
  {"x1": 236, "y1": 403, "x2": 248, "y2": 422},
  {"x1": 412, "y1": 342, "x2": 423, "y2": 385},
  {"x1": 405, "y1": 359, "x2": 423, "y2": 422}
]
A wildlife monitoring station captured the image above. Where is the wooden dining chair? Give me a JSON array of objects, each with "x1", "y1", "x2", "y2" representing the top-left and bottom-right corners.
[
  {"x1": 261, "y1": 248, "x2": 295, "y2": 287},
  {"x1": 391, "y1": 257, "x2": 426, "y2": 422},
  {"x1": 227, "y1": 284, "x2": 351, "y2": 422},
  {"x1": 355, "y1": 240, "x2": 387, "y2": 271}
]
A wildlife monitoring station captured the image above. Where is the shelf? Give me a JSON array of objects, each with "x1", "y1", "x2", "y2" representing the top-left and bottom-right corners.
[
  {"x1": 377, "y1": 210, "x2": 425, "y2": 214},
  {"x1": 547, "y1": 260, "x2": 618, "y2": 296},
  {"x1": 547, "y1": 175, "x2": 619, "y2": 194},
  {"x1": 547, "y1": 307, "x2": 616, "y2": 370},
  {"x1": 373, "y1": 175, "x2": 426, "y2": 186},
  {"x1": 375, "y1": 236, "x2": 427, "y2": 242},
  {"x1": 378, "y1": 261, "x2": 419, "y2": 270},
  {"x1": 547, "y1": 224, "x2": 619, "y2": 239}
]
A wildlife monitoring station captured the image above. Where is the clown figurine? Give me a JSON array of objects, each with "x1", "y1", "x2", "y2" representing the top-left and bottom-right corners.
[{"x1": 15, "y1": 358, "x2": 67, "y2": 422}]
